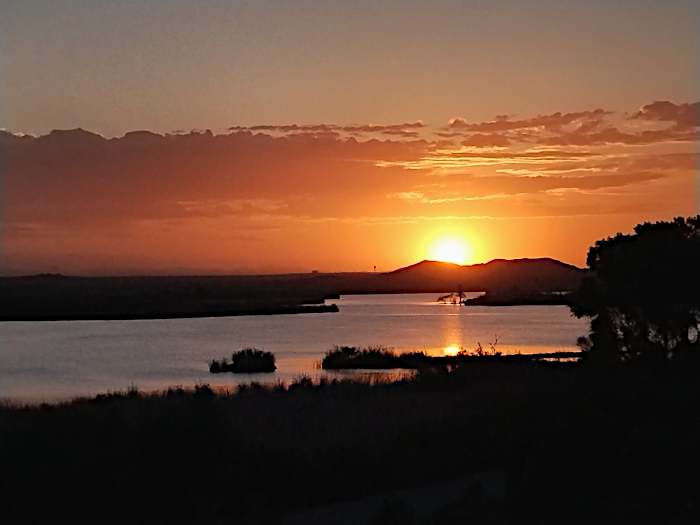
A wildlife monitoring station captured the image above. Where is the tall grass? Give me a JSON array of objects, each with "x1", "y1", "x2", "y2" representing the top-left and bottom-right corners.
[
  {"x1": 321, "y1": 345, "x2": 431, "y2": 370},
  {"x1": 3, "y1": 355, "x2": 699, "y2": 523}
]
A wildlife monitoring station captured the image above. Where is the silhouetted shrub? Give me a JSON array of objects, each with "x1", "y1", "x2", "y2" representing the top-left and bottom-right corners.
[
  {"x1": 194, "y1": 383, "x2": 214, "y2": 395},
  {"x1": 322, "y1": 345, "x2": 430, "y2": 370},
  {"x1": 210, "y1": 348, "x2": 276, "y2": 373},
  {"x1": 287, "y1": 374, "x2": 315, "y2": 391},
  {"x1": 571, "y1": 216, "x2": 700, "y2": 363}
]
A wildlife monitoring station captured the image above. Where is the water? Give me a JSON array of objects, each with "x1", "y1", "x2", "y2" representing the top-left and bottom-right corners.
[{"x1": 0, "y1": 293, "x2": 589, "y2": 403}]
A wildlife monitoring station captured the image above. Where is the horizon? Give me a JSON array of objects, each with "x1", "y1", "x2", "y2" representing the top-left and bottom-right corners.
[
  {"x1": 1, "y1": 1, "x2": 697, "y2": 275},
  {"x1": 0, "y1": 255, "x2": 586, "y2": 278}
]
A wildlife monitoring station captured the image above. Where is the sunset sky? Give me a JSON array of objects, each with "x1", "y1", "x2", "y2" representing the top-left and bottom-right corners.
[{"x1": 1, "y1": 0, "x2": 698, "y2": 275}]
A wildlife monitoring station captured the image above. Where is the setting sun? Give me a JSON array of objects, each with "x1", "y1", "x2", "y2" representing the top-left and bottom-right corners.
[{"x1": 427, "y1": 234, "x2": 476, "y2": 265}]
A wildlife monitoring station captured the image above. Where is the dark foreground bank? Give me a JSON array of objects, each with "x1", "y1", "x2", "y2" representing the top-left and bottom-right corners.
[{"x1": 2, "y1": 361, "x2": 700, "y2": 524}]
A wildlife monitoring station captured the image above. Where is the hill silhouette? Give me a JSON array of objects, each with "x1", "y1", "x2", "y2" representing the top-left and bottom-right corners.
[
  {"x1": 380, "y1": 257, "x2": 586, "y2": 295},
  {"x1": 0, "y1": 258, "x2": 585, "y2": 320}
]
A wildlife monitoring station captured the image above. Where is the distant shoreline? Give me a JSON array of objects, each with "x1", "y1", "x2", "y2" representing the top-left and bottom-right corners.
[
  {"x1": 1, "y1": 258, "x2": 583, "y2": 321},
  {"x1": 461, "y1": 291, "x2": 573, "y2": 307},
  {"x1": 0, "y1": 303, "x2": 339, "y2": 322}
]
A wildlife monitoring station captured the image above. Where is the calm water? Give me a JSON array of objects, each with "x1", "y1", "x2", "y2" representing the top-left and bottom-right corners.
[{"x1": 0, "y1": 293, "x2": 589, "y2": 402}]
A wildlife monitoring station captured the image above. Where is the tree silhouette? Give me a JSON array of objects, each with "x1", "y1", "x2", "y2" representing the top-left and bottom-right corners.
[{"x1": 571, "y1": 216, "x2": 700, "y2": 363}]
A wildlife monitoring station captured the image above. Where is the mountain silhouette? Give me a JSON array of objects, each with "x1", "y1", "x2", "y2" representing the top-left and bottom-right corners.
[{"x1": 382, "y1": 258, "x2": 586, "y2": 294}]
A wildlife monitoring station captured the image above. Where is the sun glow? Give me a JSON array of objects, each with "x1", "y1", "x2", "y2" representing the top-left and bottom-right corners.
[
  {"x1": 443, "y1": 346, "x2": 462, "y2": 356},
  {"x1": 427, "y1": 234, "x2": 476, "y2": 265}
]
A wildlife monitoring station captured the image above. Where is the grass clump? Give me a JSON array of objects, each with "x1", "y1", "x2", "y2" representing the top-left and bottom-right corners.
[
  {"x1": 321, "y1": 345, "x2": 430, "y2": 370},
  {"x1": 209, "y1": 348, "x2": 276, "y2": 373}
]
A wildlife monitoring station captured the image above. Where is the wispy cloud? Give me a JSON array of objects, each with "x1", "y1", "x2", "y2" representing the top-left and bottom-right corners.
[
  {"x1": 444, "y1": 109, "x2": 611, "y2": 134},
  {"x1": 440, "y1": 101, "x2": 697, "y2": 148},
  {"x1": 227, "y1": 121, "x2": 426, "y2": 139}
]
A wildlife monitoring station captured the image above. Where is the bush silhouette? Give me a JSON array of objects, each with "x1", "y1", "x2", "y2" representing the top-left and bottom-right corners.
[
  {"x1": 571, "y1": 216, "x2": 700, "y2": 363},
  {"x1": 210, "y1": 348, "x2": 276, "y2": 373},
  {"x1": 321, "y1": 345, "x2": 430, "y2": 370}
]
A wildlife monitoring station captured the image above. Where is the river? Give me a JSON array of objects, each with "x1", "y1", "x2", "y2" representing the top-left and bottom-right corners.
[{"x1": 0, "y1": 293, "x2": 589, "y2": 402}]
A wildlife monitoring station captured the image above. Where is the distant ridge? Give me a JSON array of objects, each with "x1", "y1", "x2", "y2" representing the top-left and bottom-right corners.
[
  {"x1": 385, "y1": 259, "x2": 463, "y2": 276},
  {"x1": 387, "y1": 257, "x2": 583, "y2": 275},
  {"x1": 382, "y1": 257, "x2": 586, "y2": 294}
]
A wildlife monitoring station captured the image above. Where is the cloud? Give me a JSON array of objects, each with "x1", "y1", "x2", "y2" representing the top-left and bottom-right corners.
[
  {"x1": 444, "y1": 102, "x2": 698, "y2": 147},
  {"x1": 446, "y1": 109, "x2": 611, "y2": 133},
  {"x1": 2, "y1": 100, "x2": 695, "y2": 274},
  {"x1": 391, "y1": 171, "x2": 665, "y2": 203},
  {"x1": 379, "y1": 129, "x2": 421, "y2": 138},
  {"x1": 534, "y1": 126, "x2": 696, "y2": 146},
  {"x1": 2, "y1": 128, "x2": 432, "y2": 229},
  {"x1": 227, "y1": 121, "x2": 426, "y2": 138},
  {"x1": 631, "y1": 101, "x2": 699, "y2": 130},
  {"x1": 460, "y1": 133, "x2": 511, "y2": 148},
  {"x1": 342, "y1": 122, "x2": 425, "y2": 134},
  {"x1": 229, "y1": 124, "x2": 339, "y2": 133}
]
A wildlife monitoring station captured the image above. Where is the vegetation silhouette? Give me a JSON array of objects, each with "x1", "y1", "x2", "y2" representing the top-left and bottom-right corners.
[
  {"x1": 210, "y1": 348, "x2": 277, "y2": 373},
  {"x1": 571, "y1": 216, "x2": 700, "y2": 364},
  {"x1": 321, "y1": 345, "x2": 429, "y2": 370},
  {"x1": 321, "y1": 344, "x2": 579, "y2": 371},
  {"x1": 3, "y1": 360, "x2": 700, "y2": 524}
]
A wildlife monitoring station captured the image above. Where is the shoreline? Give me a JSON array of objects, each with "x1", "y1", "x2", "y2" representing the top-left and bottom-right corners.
[{"x1": 0, "y1": 303, "x2": 339, "y2": 322}]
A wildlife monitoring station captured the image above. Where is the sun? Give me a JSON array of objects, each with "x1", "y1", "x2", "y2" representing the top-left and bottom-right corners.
[
  {"x1": 427, "y1": 234, "x2": 476, "y2": 265},
  {"x1": 435, "y1": 242, "x2": 468, "y2": 265}
]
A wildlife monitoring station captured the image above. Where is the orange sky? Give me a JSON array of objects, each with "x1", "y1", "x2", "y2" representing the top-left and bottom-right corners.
[{"x1": 1, "y1": 1, "x2": 697, "y2": 275}]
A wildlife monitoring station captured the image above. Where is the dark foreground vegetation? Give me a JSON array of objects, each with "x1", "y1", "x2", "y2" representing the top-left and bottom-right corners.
[
  {"x1": 321, "y1": 345, "x2": 582, "y2": 370},
  {"x1": 2, "y1": 362, "x2": 700, "y2": 524},
  {"x1": 210, "y1": 348, "x2": 277, "y2": 373},
  {"x1": 571, "y1": 216, "x2": 700, "y2": 364}
]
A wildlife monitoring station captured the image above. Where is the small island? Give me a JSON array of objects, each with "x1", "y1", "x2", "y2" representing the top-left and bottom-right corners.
[
  {"x1": 209, "y1": 348, "x2": 277, "y2": 373},
  {"x1": 437, "y1": 290, "x2": 574, "y2": 307},
  {"x1": 460, "y1": 290, "x2": 573, "y2": 306}
]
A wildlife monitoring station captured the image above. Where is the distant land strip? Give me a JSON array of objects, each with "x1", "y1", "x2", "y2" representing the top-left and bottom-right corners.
[
  {"x1": 0, "y1": 257, "x2": 584, "y2": 321},
  {"x1": 0, "y1": 304, "x2": 339, "y2": 322}
]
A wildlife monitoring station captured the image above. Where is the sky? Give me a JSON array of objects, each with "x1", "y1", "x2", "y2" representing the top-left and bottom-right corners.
[{"x1": 1, "y1": 0, "x2": 698, "y2": 275}]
